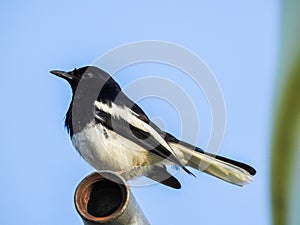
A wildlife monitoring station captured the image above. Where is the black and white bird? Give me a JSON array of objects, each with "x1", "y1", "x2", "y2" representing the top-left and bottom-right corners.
[{"x1": 51, "y1": 66, "x2": 256, "y2": 189}]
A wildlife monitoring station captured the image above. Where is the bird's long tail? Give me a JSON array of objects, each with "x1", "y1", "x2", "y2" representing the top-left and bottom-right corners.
[{"x1": 168, "y1": 142, "x2": 256, "y2": 186}]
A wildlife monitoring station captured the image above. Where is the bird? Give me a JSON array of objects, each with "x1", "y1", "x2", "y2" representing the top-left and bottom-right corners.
[{"x1": 51, "y1": 66, "x2": 256, "y2": 189}]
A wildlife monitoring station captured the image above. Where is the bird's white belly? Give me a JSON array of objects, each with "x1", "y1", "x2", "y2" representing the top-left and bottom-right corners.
[{"x1": 72, "y1": 123, "x2": 150, "y2": 179}]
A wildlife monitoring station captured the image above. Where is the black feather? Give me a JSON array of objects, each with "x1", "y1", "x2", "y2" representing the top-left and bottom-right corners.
[
  {"x1": 145, "y1": 166, "x2": 181, "y2": 189},
  {"x1": 94, "y1": 105, "x2": 194, "y2": 176}
]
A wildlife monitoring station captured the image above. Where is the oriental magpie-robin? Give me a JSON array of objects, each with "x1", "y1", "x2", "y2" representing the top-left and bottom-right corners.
[{"x1": 51, "y1": 66, "x2": 256, "y2": 189}]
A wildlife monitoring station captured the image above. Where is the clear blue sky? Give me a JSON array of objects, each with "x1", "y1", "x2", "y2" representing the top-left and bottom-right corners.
[{"x1": 1, "y1": 1, "x2": 279, "y2": 225}]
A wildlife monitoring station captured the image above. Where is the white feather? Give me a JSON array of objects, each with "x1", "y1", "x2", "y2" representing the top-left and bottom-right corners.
[
  {"x1": 72, "y1": 123, "x2": 151, "y2": 179},
  {"x1": 168, "y1": 142, "x2": 253, "y2": 186},
  {"x1": 94, "y1": 101, "x2": 178, "y2": 156}
]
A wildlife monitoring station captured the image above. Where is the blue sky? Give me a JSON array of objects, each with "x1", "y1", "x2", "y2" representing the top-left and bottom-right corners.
[{"x1": 1, "y1": 1, "x2": 279, "y2": 224}]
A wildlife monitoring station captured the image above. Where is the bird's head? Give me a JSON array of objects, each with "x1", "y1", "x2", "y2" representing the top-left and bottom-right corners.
[{"x1": 50, "y1": 66, "x2": 114, "y2": 92}]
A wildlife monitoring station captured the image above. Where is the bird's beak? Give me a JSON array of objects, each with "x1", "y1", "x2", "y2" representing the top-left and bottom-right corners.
[{"x1": 50, "y1": 70, "x2": 73, "y2": 80}]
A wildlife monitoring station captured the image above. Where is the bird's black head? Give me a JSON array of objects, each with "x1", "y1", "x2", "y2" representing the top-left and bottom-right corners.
[
  {"x1": 50, "y1": 66, "x2": 114, "y2": 92},
  {"x1": 51, "y1": 66, "x2": 122, "y2": 135}
]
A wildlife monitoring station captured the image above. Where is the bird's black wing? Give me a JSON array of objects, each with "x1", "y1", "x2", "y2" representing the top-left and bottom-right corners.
[
  {"x1": 94, "y1": 95, "x2": 193, "y2": 175},
  {"x1": 93, "y1": 75, "x2": 193, "y2": 175}
]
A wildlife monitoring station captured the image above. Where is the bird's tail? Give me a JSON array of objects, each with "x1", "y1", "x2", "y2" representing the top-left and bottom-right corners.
[{"x1": 168, "y1": 142, "x2": 256, "y2": 186}]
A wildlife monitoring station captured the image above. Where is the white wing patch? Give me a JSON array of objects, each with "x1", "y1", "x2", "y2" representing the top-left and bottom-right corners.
[{"x1": 94, "y1": 101, "x2": 178, "y2": 156}]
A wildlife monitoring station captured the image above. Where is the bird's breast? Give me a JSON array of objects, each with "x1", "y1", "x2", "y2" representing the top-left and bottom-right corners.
[{"x1": 71, "y1": 123, "x2": 151, "y2": 177}]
